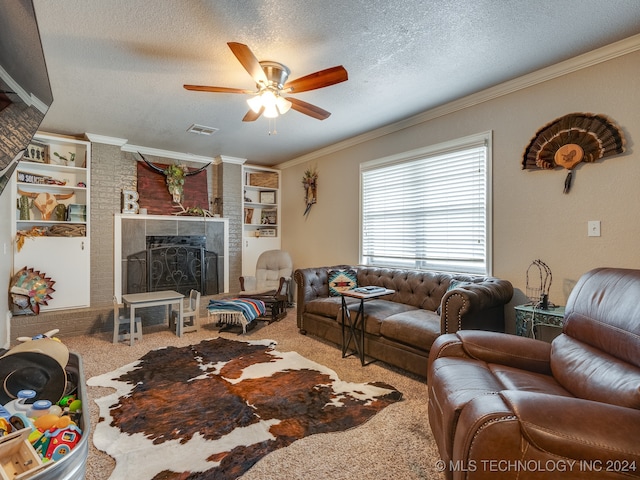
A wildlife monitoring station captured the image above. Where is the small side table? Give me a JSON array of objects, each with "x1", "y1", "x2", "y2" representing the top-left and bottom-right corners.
[
  {"x1": 340, "y1": 288, "x2": 394, "y2": 365},
  {"x1": 515, "y1": 304, "x2": 565, "y2": 342}
]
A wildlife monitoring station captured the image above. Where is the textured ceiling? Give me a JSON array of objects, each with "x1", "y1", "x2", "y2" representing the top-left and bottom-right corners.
[{"x1": 32, "y1": 0, "x2": 640, "y2": 166}]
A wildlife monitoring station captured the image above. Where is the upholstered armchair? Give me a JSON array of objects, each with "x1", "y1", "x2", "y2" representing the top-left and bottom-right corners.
[
  {"x1": 239, "y1": 249, "x2": 293, "y2": 298},
  {"x1": 428, "y1": 267, "x2": 640, "y2": 479}
]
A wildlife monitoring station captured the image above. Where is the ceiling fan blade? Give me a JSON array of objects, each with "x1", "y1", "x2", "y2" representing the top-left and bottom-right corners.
[
  {"x1": 288, "y1": 97, "x2": 331, "y2": 120},
  {"x1": 184, "y1": 84, "x2": 253, "y2": 94},
  {"x1": 284, "y1": 66, "x2": 348, "y2": 93},
  {"x1": 227, "y1": 42, "x2": 268, "y2": 85},
  {"x1": 242, "y1": 106, "x2": 264, "y2": 122}
]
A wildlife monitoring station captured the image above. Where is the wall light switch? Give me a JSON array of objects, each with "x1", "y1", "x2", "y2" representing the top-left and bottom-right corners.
[{"x1": 588, "y1": 220, "x2": 601, "y2": 237}]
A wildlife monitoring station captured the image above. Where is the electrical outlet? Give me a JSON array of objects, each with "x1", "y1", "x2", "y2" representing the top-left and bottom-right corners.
[{"x1": 588, "y1": 220, "x2": 601, "y2": 237}]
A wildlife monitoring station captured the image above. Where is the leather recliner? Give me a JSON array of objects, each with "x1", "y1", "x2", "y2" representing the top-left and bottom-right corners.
[{"x1": 428, "y1": 267, "x2": 640, "y2": 479}]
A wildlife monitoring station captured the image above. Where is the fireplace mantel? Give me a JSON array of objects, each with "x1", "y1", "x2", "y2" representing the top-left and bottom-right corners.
[{"x1": 114, "y1": 213, "x2": 229, "y2": 299}]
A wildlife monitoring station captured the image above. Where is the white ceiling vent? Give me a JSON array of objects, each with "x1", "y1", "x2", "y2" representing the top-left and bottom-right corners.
[{"x1": 187, "y1": 124, "x2": 219, "y2": 136}]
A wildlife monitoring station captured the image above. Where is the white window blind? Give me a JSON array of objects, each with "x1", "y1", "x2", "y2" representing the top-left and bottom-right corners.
[{"x1": 360, "y1": 133, "x2": 490, "y2": 275}]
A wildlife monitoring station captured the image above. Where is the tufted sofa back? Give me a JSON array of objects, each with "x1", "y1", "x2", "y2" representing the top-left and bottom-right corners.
[{"x1": 356, "y1": 267, "x2": 499, "y2": 311}]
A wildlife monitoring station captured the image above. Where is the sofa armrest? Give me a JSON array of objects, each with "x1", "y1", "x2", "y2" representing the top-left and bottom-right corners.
[
  {"x1": 440, "y1": 278, "x2": 513, "y2": 333},
  {"x1": 452, "y1": 392, "x2": 640, "y2": 477},
  {"x1": 501, "y1": 390, "x2": 640, "y2": 464},
  {"x1": 429, "y1": 330, "x2": 552, "y2": 375},
  {"x1": 294, "y1": 265, "x2": 352, "y2": 329}
]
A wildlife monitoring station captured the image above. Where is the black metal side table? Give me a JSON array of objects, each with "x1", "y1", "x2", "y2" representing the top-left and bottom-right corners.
[{"x1": 340, "y1": 288, "x2": 394, "y2": 365}]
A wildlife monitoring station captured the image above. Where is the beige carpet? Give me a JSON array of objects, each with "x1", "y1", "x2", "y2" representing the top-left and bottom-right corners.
[{"x1": 63, "y1": 309, "x2": 445, "y2": 480}]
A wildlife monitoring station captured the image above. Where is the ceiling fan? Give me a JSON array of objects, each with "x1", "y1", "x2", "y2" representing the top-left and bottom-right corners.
[{"x1": 184, "y1": 42, "x2": 348, "y2": 122}]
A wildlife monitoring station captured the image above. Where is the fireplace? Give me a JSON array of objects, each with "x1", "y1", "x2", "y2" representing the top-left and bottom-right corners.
[
  {"x1": 115, "y1": 214, "x2": 229, "y2": 299},
  {"x1": 125, "y1": 236, "x2": 219, "y2": 296}
]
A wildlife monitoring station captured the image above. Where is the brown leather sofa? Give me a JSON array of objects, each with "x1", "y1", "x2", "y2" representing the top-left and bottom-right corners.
[
  {"x1": 294, "y1": 266, "x2": 513, "y2": 376},
  {"x1": 428, "y1": 267, "x2": 640, "y2": 479}
]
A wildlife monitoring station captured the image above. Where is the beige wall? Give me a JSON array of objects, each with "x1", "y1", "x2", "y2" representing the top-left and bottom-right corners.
[{"x1": 280, "y1": 48, "x2": 640, "y2": 323}]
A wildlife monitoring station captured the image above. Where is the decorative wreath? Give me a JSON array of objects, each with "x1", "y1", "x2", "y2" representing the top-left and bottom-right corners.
[{"x1": 522, "y1": 113, "x2": 626, "y2": 193}]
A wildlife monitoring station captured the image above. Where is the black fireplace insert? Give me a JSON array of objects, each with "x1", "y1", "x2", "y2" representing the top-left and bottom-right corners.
[{"x1": 126, "y1": 235, "x2": 219, "y2": 296}]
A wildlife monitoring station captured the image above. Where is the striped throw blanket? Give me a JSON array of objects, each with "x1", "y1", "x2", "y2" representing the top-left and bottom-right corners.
[{"x1": 207, "y1": 298, "x2": 266, "y2": 323}]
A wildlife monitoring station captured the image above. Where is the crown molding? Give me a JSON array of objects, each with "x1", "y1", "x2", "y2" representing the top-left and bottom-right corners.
[
  {"x1": 85, "y1": 133, "x2": 214, "y2": 164},
  {"x1": 85, "y1": 133, "x2": 128, "y2": 146},
  {"x1": 215, "y1": 155, "x2": 246, "y2": 165},
  {"x1": 277, "y1": 33, "x2": 640, "y2": 170},
  {"x1": 86, "y1": 133, "x2": 248, "y2": 165},
  {"x1": 121, "y1": 143, "x2": 215, "y2": 164},
  {"x1": 29, "y1": 94, "x2": 48, "y2": 115},
  {"x1": 0, "y1": 65, "x2": 49, "y2": 114}
]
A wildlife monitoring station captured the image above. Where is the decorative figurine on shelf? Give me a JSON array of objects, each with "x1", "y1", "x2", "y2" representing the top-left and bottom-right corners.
[
  {"x1": 17, "y1": 195, "x2": 33, "y2": 220},
  {"x1": 53, "y1": 151, "x2": 75, "y2": 167},
  {"x1": 53, "y1": 204, "x2": 67, "y2": 222},
  {"x1": 138, "y1": 152, "x2": 210, "y2": 204},
  {"x1": 302, "y1": 166, "x2": 318, "y2": 217},
  {"x1": 17, "y1": 189, "x2": 74, "y2": 220}
]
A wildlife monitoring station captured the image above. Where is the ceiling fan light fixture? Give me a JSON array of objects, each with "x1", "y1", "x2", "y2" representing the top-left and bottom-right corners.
[
  {"x1": 276, "y1": 96, "x2": 292, "y2": 114},
  {"x1": 247, "y1": 95, "x2": 263, "y2": 113},
  {"x1": 247, "y1": 90, "x2": 291, "y2": 118},
  {"x1": 263, "y1": 103, "x2": 279, "y2": 118},
  {"x1": 261, "y1": 90, "x2": 277, "y2": 108}
]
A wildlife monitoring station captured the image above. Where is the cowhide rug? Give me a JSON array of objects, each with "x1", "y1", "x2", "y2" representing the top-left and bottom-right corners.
[{"x1": 88, "y1": 337, "x2": 402, "y2": 480}]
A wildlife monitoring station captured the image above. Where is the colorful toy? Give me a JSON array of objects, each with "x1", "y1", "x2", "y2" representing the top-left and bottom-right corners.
[
  {"x1": 32, "y1": 425, "x2": 82, "y2": 462},
  {"x1": 68, "y1": 399, "x2": 82, "y2": 413},
  {"x1": 58, "y1": 395, "x2": 76, "y2": 408},
  {"x1": 33, "y1": 414, "x2": 72, "y2": 432},
  {"x1": 0, "y1": 418, "x2": 12, "y2": 436}
]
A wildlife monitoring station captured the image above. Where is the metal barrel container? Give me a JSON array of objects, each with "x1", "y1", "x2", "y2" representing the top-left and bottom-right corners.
[{"x1": 29, "y1": 352, "x2": 89, "y2": 480}]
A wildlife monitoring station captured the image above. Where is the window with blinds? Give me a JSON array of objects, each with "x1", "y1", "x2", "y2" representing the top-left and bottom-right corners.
[{"x1": 360, "y1": 132, "x2": 491, "y2": 275}]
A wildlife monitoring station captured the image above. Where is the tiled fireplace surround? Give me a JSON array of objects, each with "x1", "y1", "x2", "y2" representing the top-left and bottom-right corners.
[
  {"x1": 114, "y1": 214, "x2": 229, "y2": 299},
  {"x1": 10, "y1": 143, "x2": 243, "y2": 342}
]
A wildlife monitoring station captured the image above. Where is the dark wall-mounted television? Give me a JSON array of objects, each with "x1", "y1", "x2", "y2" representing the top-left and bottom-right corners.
[{"x1": 0, "y1": 0, "x2": 53, "y2": 196}]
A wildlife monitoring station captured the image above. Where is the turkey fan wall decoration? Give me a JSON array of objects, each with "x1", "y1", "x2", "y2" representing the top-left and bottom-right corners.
[
  {"x1": 522, "y1": 113, "x2": 626, "y2": 193},
  {"x1": 10, "y1": 266, "x2": 55, "y2": 314}
]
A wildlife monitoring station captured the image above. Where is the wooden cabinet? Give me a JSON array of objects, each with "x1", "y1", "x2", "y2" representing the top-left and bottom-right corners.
[
  {"x1": 242, "y1": 165, "x2": 281, "y2": 276},
  {"x1": 11, "y1": 132, "x2": 91, "y2": 311}
]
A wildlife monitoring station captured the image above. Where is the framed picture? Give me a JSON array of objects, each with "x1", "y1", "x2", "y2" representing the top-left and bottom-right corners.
[
  {"x1": 23, "y1": 142, "x2": 47, "y2": 163},
  {"x1": 258, "y1": 228, "x2": 277, "y2": 237},
  {"x1": 244, "y1": 207, "x2": 254, "y2": 224},
  {"x1": 260, "y1": 208, "x2": 277, "y2": 225},
  {"x1": 259, "y1": 190, "x2": 276, "y2": 204}
]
